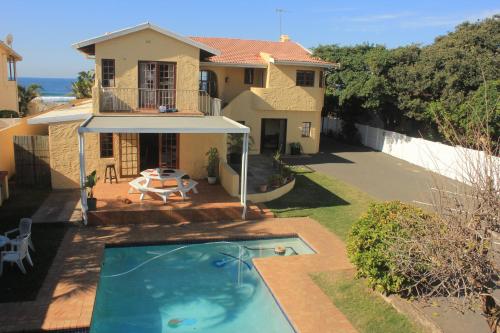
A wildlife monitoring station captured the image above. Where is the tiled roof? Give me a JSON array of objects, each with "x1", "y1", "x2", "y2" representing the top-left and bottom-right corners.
[{"x1": 191, "y1": 37, "x2": 333, "y2": 66}]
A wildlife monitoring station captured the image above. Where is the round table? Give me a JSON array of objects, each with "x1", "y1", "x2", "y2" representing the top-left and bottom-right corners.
[{"x1": 140, "y1": 168, "x2": 186, "y2": 189}]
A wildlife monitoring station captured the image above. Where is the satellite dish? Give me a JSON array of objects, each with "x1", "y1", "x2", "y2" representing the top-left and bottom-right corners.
[{"x1": 5, "y1": 33, "x2": 13, "y2": 46}]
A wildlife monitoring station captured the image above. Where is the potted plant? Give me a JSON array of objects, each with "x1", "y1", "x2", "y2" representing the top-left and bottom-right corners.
[
  {"x1": 259, "y1": 183, "x2": 268, "y2": 192},
  {"x1": 289, "y1": 142, "x2": 302, "y2": 155},
  {"x1": 267, "y1": 174, "x2": 282, "y2": 189},
  {"x1": 85, "y1": 170, "x2": 98, "y2": 211},
  {"x1": 206, "y1": 147, "x2": 219, "y2": 185}
]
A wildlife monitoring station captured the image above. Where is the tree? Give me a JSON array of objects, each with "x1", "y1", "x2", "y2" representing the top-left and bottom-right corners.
[
  {"x1": 17, "y1": 84, "x2": 42, "y2": 116},
  {"x1": 71, "y1": 70, "x2": 95, "y2": 98}
]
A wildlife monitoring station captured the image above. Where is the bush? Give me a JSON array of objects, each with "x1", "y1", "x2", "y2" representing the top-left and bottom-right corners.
[
  {"x1": 347, "y1": 201, "x2": 432, "y2": 294},
  {"x1": 0, "y1": 110, "x2": 19, "y2": 118},
  {"x1": 340, "y1": 121, "x2": 361, "y2": 144}
]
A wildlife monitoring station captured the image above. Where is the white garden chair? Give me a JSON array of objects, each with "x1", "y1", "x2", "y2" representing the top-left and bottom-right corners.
[
  {"x1": 5, "y1": 218, "x2": 35, "y2": 252},
  {"x1": 0, "y1": 234, "x2": 33, "y2": 275},
  {"x1": 129, "y1": 177, "x2": 180, "y2": 204}
]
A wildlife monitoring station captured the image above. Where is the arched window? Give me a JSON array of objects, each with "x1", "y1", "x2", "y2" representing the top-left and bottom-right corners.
[{"x1": 199, "y1": 70, "x2": 218, "y2": 98}]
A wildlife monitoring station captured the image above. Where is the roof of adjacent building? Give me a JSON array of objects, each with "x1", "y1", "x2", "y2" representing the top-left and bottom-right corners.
[
  {"x1": 28, "y1": 101, "x2": 93, "y2": 125},
  {"x1": 191, "y1": 37, "x2": 334, "y2": 68},
  {"x1": 0, "y1": 40, "x2": 22, "y2": 61}
]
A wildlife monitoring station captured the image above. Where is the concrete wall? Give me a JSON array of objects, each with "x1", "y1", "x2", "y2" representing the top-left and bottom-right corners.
[
  {"x1": 0, "y1": 116, "x2": 48, "y2": 177},
  {"x1": 0, "y1": 49, "x2": 19, "y2": 112},
  {"x1": 219, "y1": 161, "x2": 239, "y2": 197},
  {"x1": 179, "y1": 133, "x2": 226, "y2": 179},
  {"x1": 95, "y1": 28, "x2": 200, "y2": 112},
  {"x1": 322, "y1": 117, "x2": 500, "y2": 185}
]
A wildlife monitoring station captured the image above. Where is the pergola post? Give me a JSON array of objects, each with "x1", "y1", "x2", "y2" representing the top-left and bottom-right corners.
[
  {"x1": 240, "y1": 132, "x2": 249, "y2": 219},
  {"x1": 78, "y1": 130, "x2": 88, "y2": 225}
]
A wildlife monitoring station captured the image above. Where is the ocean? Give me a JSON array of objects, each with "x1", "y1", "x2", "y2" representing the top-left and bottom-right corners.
[{"x1": 18, "y1": 77, "x2": 76, "y2": 97}]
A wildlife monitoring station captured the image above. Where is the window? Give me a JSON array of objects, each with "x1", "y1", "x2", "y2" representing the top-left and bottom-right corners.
[
  {"x1": 199, "y1": 70, "x2": 218, "y2": 97},
  {"x1": 319, "y1": 71, "x2": 325, "y2": 88},
  {"x1": 7, "y1": 57, "x2": 15, "y2": 81},
  {"x1": 244, "y1": 68, "x2": 254, "y2": 84},
  {"x1": 100, "y1": 133, "x2": 114, "y2": 158},
  {"x1": 101, "y1": 59, "x2": 115, "y2": 87},
  {"x1": 301, "y1": 122, "x2": 311, "y2": 137},
  {"x1": 296, "y1": 70, "x2": 315, "y2": 87}
]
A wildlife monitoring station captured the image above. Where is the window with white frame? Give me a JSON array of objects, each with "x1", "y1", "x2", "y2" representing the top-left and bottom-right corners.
[{"x1": 7, "y1": 57, "x2": 16, "y2": 81}]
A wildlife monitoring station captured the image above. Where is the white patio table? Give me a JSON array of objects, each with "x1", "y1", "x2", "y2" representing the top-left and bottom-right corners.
[{"x1": 140, "y1": 168, "x2": 186, "y2": 189}]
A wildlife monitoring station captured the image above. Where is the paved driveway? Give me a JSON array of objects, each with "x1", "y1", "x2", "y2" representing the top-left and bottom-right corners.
[{"x1": 284, "y1": 136, "x2": 465, "y2": 206}]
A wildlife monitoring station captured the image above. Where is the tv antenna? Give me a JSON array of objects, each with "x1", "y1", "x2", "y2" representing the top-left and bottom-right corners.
[{"x1": 276, "y1": 8, "x2": 289, "y2": 36}]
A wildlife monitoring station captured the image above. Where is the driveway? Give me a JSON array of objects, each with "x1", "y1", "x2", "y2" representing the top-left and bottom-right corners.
[{"x1": 284, "y1": 136, "x2": 465, "y2": 206}]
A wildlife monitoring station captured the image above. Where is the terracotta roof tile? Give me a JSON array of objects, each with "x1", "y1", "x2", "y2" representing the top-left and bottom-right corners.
[{"x1": 191, "y1": 37, "x2": 333, "y2": 66}]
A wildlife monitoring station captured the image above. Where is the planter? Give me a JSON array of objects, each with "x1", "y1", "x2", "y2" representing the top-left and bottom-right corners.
[
  {"x1": 87, "y1": 198, "x2": 97, "y2": 211},
  {"x1": 207, "y1": 176, "x2": 217, "y2": 185},
  {"x1": 259, "y1": 184, "x2": 268, "y2": 193},
  {"x1": 290, "y1": 146, "x2": 301, "y2": 155}
]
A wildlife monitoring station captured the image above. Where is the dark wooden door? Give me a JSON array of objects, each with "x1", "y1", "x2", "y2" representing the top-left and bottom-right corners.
[{"x1": 13, "y1": 135, "x2": 51, "y2": 187}]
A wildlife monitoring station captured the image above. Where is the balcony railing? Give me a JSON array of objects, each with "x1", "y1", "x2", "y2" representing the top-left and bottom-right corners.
[{"x1": 98, "y1": 87, "x2": 222, "y2": 116}]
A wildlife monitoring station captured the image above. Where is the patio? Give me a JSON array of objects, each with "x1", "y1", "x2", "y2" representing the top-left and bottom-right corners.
[{"x1": 88, "y1": 178, "x2": 270, "y2": 224}]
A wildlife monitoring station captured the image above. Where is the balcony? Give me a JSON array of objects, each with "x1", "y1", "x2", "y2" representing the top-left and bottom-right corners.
[{"x1": 95, "y1": 87, "x2": 222, "y2": 116}]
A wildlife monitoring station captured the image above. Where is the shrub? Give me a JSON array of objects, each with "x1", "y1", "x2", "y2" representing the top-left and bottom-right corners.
[
  {"x1": 0, "y1": 110, "x2": 19, "y2": 118},
  {"x1": 347, "y1": 201, "x2": 432, "y2": 294}
]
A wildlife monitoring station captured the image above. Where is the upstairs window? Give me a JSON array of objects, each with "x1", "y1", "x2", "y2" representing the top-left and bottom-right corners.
[
  {"x1": 101, "y1": 59, "x2": 115, "y2": 87},
  {"x1": 244, "y1": 68, "x2": 254, "y2": 84},
  {"x1": 7, "y1": 57, "x2": 16, "y2": 81},
  {"x1": 319, "y1": 71, "x2": 325, "y2": 88},
  {"x1": 296, "y1": 70, "x2": 315, "y2": 87},
  {"x1": 199, "y1": 70, "x2": 218, "y2": 98},
  {"x1": 100, "y1": 133, "x2": 114, "y2": 158}
]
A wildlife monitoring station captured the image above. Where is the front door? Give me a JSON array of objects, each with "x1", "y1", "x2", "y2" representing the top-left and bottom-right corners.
[
  {"x1": 261, "y1": 119, "x2": 287, "y2": 154},
  {"x1": 139, "y1": 134, "x2": 160, "y2": 170},
  {"x1": 138, "y1": 61, "x2": 176, "y2": 109}
]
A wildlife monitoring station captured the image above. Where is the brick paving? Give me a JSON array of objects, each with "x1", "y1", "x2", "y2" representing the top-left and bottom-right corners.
[{"x1": 0, "y1": 218, "x2": 357, "y2": 333}]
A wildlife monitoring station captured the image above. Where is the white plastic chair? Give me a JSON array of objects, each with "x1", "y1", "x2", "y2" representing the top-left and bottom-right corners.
[
  {"x1": 129, "y1": 177, "x2": 179, "y2": 204},
  {"x1": 5, "y1": 218, "x2": 35, "y2": 252},
  {"x1": 0, "y1": 234, "x2": 33, "y2": 275}
]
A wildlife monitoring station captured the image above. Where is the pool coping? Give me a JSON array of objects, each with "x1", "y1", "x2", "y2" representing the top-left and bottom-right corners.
[{"x1": 0, "y1": 218, "x2": 357, "y2": 333}]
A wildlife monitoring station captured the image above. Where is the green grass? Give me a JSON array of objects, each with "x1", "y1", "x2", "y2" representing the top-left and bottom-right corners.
[
  {"x1": 313, "y1": 271, "x2": 421, "y2": 333},
  {"x1": 268, "y1": 169, "x2": 423, "y2": 333},
  {"x1": 0, "y1": 185, "x2": 68, "y2": 302},
  {"x1": 266, "y1": 169, "x2": 373, "y2": 240}
]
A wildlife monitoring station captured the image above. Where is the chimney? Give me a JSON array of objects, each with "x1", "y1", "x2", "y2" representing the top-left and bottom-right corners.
[{"x1": 280, "y1": 34, "x2": 290, "y2": 42}]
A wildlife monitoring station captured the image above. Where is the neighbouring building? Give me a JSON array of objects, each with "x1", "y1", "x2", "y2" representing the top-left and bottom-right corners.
[
  {"x1": 0, "y1": 36, "x2": 21, "y2": 113},
  {"x1": 28, "y1": 23, "x2": 335, "y2": 192}
]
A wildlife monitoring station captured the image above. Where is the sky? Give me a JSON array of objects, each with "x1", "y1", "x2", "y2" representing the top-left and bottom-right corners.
[{"x1": 1, "y1": 0, "x2": 498, "y2": 78}]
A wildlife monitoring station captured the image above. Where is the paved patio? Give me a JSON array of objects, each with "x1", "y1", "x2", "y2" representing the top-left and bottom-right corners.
[{"x1": 0, "y1": 218, "x2": 356, "y2": 333}]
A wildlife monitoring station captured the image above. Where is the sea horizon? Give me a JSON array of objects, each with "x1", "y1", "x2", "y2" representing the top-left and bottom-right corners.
[{"x1": 18, "y1": 76, "x2": 76, "y2": 97}]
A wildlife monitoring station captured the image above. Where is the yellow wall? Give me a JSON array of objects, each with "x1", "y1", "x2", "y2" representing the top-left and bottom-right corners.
[
  {"x1": 219, "y1": 161, "x2": 239, "y2": 197},
  {"x1": 0, "y1": 116, "x2": 48, "y2": 177},
  {"x1": 0, "y1": 49, "x2": 19, "y2": 112},
  {"x1": 179, "y1": 133, "x2": 226, "y2": 179},
  {"x1": 95, "y1": 28, "x2": 200, "y2": 113},
  {"x1": 48, "y1": 121, "x2": 227, "y2": 189}
]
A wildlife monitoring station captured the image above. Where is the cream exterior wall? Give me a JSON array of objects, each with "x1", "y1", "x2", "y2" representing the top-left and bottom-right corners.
[
  {"x1": 178, "y1": 133, "x2": 226, "y2": 179},
  {"x1": 0, "y1": 49, "x2": 19, "y2": 112},
  {"x1": 94, "y1": 28, "x2": 200, "y2": 113}
]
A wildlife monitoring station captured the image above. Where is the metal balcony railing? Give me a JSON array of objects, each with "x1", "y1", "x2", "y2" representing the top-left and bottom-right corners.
[{"x1": 98, "y1": 87, "x2": 222, "y2": 116}]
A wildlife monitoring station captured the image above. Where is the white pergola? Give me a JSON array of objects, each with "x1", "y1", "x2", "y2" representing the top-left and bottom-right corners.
[{"x1": 78, "y1": 115, "x2": 250, "y2": 225}]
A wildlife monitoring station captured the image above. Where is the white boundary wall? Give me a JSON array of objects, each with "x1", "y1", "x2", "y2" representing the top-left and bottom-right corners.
[{"x1": 322, "y1": 117, "x2": 500, "y2": 185}]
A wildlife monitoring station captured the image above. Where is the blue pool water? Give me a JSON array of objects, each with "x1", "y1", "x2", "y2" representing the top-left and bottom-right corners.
[{"x1": 90, "y1": 237, "x2": 315, "y2": 333}]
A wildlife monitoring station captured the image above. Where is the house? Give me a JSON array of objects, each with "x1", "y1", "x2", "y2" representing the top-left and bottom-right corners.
[
  {"x1": 28, "y1": 23, "x2": 334, "y2": 199},
  {"x1": 0, "y1": 36, "x2": 22, "y2": 113}
]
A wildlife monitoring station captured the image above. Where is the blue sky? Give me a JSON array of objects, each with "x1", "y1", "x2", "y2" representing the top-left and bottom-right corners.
[{"x1": 1, "y1": 0, "x2": 498, "y2": 78}]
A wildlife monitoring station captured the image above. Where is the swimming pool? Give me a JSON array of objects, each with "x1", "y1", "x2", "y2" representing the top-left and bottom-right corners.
[{"x1": 90, "y1": 237, "x2": 315, "y2": 333}]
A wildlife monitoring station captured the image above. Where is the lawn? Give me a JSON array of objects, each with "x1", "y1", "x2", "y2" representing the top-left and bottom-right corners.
[
  {"x1": 0, "y1": 185, "x2": 68, "y2": 302},
  {"x1": 267, "y1": 169, "x2": 423, "y2": 333},
  {"x1": 313, "y1": 271, "x2": 421, "y2": 333},
  {"x1": 266, "y1": 168, "x2": 373, "y2": 240}
]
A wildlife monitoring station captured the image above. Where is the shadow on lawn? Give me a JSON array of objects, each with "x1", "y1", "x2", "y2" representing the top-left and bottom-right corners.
[{"x1": 266, "y1": 173, "x2": 350, "y2": 213}]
